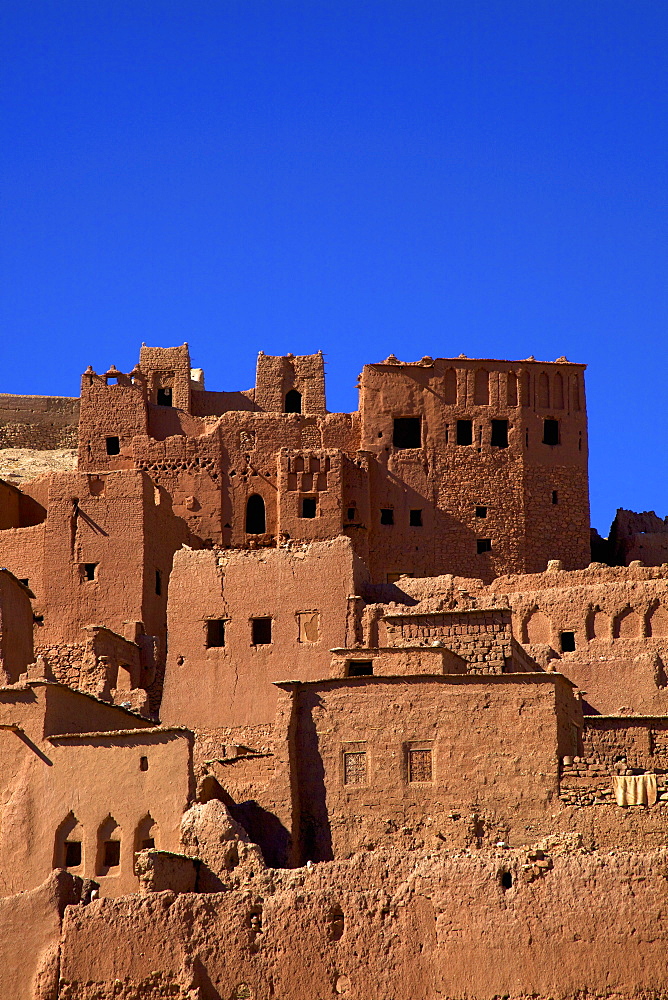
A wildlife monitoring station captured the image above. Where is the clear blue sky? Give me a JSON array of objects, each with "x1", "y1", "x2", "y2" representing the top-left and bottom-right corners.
[{"x1": 1, "y1": 1, "x2": 666, "y2": 535}]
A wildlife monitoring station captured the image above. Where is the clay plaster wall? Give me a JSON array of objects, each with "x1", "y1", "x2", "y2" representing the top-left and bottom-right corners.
[
  {"x1": 275, "y1": 674, "x2": 580, "y2": 864},
  {"x1": 0, "y1": 569, "x2": 34, "y2": 682},
  {"x1": 161, "y1": 536, "x2": 369, "y2": 730},
  {"x1": 55, "y1": 847, "x2": 668, "y2": 1000},
  {"x1": 0, "y1": 683, "x2": 191, "y2": 897}
]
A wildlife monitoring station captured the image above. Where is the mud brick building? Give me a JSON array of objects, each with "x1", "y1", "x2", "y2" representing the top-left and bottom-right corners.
[{"x1": 0, "y1": 343, "x2": 666, "y2": 1000}]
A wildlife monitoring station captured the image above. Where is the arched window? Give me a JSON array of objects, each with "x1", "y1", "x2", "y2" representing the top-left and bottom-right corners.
[
  {"x1": 134, "y1": 814, "x2": 158, "y2": 856},
  {"x1": 54, "y1": 812, "x2": 83, "y2": 870},
  {"x1": 245, "y1": 494, "x2": 266, "y2": 534},
  {"x1": 285, "y1": 389, "x2": 302, "y2": 414},
  {"x1": 96, "y1": 815, "x2": 121, "y2": 876}
]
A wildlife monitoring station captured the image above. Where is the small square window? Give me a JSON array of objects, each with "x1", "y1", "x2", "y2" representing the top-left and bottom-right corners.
[
  {"x1": 82, "y1": 563, "x2": 97, "y2": 581},
  {"x1": 157, "y1": 387, "x2": 173, "y2": 407},
  {"x1": 476, "y1": 538, "x2": 492, "y2": 553},
  {"x1": 393, "y1": 417, "x2": 422, "y2": 448},
  {"x1": 475, "y1": 506, "x2": 487, "y2": 518},
  {"x1": 380, "y1": 508, "x2": 394, "y2": 525},
  {"x1": 105, "y1": 436, "x2": 120, "y2": 456},
  {"x1": 301, "y1": 496, "x2": 317, "y2": 518},
  {"x1": 251, "y1": 617, "x2": 272, "y2": 645},
  {"x1": 543, "y1": 419, "x2": 560, "y2": 446},
  {"x1": 141, "y1": 837, "x2": 155, "y2": 850},
  {"x1": 64, "y1": 841, "x2": 81, "y2": 867},
  {"x1": 103, "y1": 840, "x2": 120, "y2": 868},
  {"x1": 206, "y1": 619, "x2": 226, "y2": 648},
  {"x1": 408, "y1": 748, "x2": 432, "y2": 783},
  {"x1": 491, "y1": 419, "x2": 509, "y2": 447},
  {"x1": 456, "y1": 420, "x2": 473, "y2": 445},
  {"x1": 560, "y1": 631, "x2": 576, "y2": 653},
  {"x1": 348, "y1": 660, "x2": 373, "y2": 676},
  {"x1": 343, "y1": 750, "x2": 367, "y2": 785},
  {"x1": 409, "y1": 509, "x2": 422, "y2": 527}
]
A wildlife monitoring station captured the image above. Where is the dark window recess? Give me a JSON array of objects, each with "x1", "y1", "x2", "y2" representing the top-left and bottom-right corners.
[
  {"x1": 33, "y1": 614, "x2": 44, "y2": 625},
  {"x1": 552, "y1": 490, "x2": 559, "y2": 505},
  {"x1": 157, "y1": 387, "x2": 173, "y2": 406},
  {"x1": 105, "y1": 436, "x2": 120, "y2": 456},
  {"x1": 245, "y1": 494, "x2": 266, "y2": 533},
  {"x1": 284, "y1": 389, "x2": 302, "y2": 413},
  {"x1": 206, "y1": 619, "x2": 226, "y2": 648},
  {"x1": 543, "y1": 419, "x2": 560, "y2": 446},
  {"x1": 477, "y1": 538, "x2": 492, "y2": 554},
  {"x1": 139, "y1": 756, "x2": 149, "y2": 771},
  {"x1": 491, "y1": 419, "x2": 509, "y2": 448},
  {"x1": 409, "y1": 509, "x2": 423, "y2": 527},
  {"x1": 560, "y1": 631, "x2": 576, "y2": 653},
  {"x1": 251, "y1": 617, "x2": 272, "y2": 645},
  {"x1": 456, "y1": 420, "x2": 473, "y2": 445},
  {"x1": 346, "y1": 507, "x2": 356, "y2": 521},
  {"x1": 141, "y1": 838, "x2": 155, "y2": 850},
  {"x1": 103, "y1": 840, "x2": 120, "y2": 867},
  {"x1": 301, "y1": 497, "x2": 317, "y2": 518},
  {"x1": 393, "y1": 417, "x2": 422, "y2": 449},
  {"x1": 155, "y1": 570, "x2": 162, "y2": 596},
  {"x1": 380, "y1": 508, "x2": 394, "y2": 525},
  {"x1": 500, "y1": 870, "x2": 513, "y2": 890},
  {"x1": 348, "y1": 660, "x2": 373, "y2": 676},
  {"x1": 83, "y1": 563, "x2": 97, "y2": 581},
  {"x1": 475, "y1": 506, "x2": 487, "y2": 518},
  {"x1": 65, "y1": 841, "x2": 81, "y2": 867}
]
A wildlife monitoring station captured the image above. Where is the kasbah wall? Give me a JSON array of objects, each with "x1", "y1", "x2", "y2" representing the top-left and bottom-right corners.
[{"x1": 0, "y1": 343, "x2": 667, "y2": 998}]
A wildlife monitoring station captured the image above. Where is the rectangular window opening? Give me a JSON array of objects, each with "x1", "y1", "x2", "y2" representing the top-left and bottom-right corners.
[
  {"x1": 393, "y1": 417, "x2": 422, "y2": 449},
  {"x1": 155, "y1": 570, "x2": 162, "y2": 596},
  {"x1": 343, "y1": 750, "x2": 367, "y2": 785},
  {"x1": 105, "y1": 436, "x2": 120, "y2": 456},
  {"x1": 141, "y1": 838, "x2": 155, "y2": 850},
  {"x1": 348, "y1": 660, "x2": 373, "y2": 676},
  {"x1": 103, "y1": 840, "x2": 120, "y2": 868},
  {"x1": 65, "y1": 841, "x2": 82, "y2": 867},
  {"x1": 409, "y1": 509, "x2": 422, "y2": 527},
  {"x1": 476, "y1": 538, "x2": 492, "y2": 554},
  {"x1": 560, "y1": 631, "x2": 576, "y2": 653},
  {"x1": 456, "y1": 420, "x2": 473, "y2": 445},
  {"x1": 206, "y1": 619, "x2": 226, "y2": 648},
  {"x1": 543, "y1": 419, "x2": 560, "y2": 446},
  {"x1": 346, "y1": 506, "x2": 356, "y2": 521},
  {"x1": 157, "y1": 387, "x2": 173, "y2": 407},
  {"x1": 380, "y1": 508, "x2": 394, "y2": 525},
  {"x1": 83, "y1": 563, "x2": 97, "y2": 581},
  {"x1": 552, "y1": 490, "x2": 558, "y2": 505},
  {"x1": 251, "y1": 617, "x2": 272, "y2": 645},
  {"x1": 301, "y1": 496, "x2": 317, "y2": 518},
  {"x1": 475, "y1": 506, "x2": 487, "y2": 518},
  {"x1": 490, "y1": 419, "x2": 509, "y2": 448},
  {"x1": 408, "y1": 748, "x2": 433, "y2": 783}
]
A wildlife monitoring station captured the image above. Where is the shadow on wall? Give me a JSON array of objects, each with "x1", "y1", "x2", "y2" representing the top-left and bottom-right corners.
[
  {"x1": 296, "y1": 691, "x2": 333, "y2": 864},
  {"x1": 229, "y1": 801, "x2": 292, "y2": 870}
]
